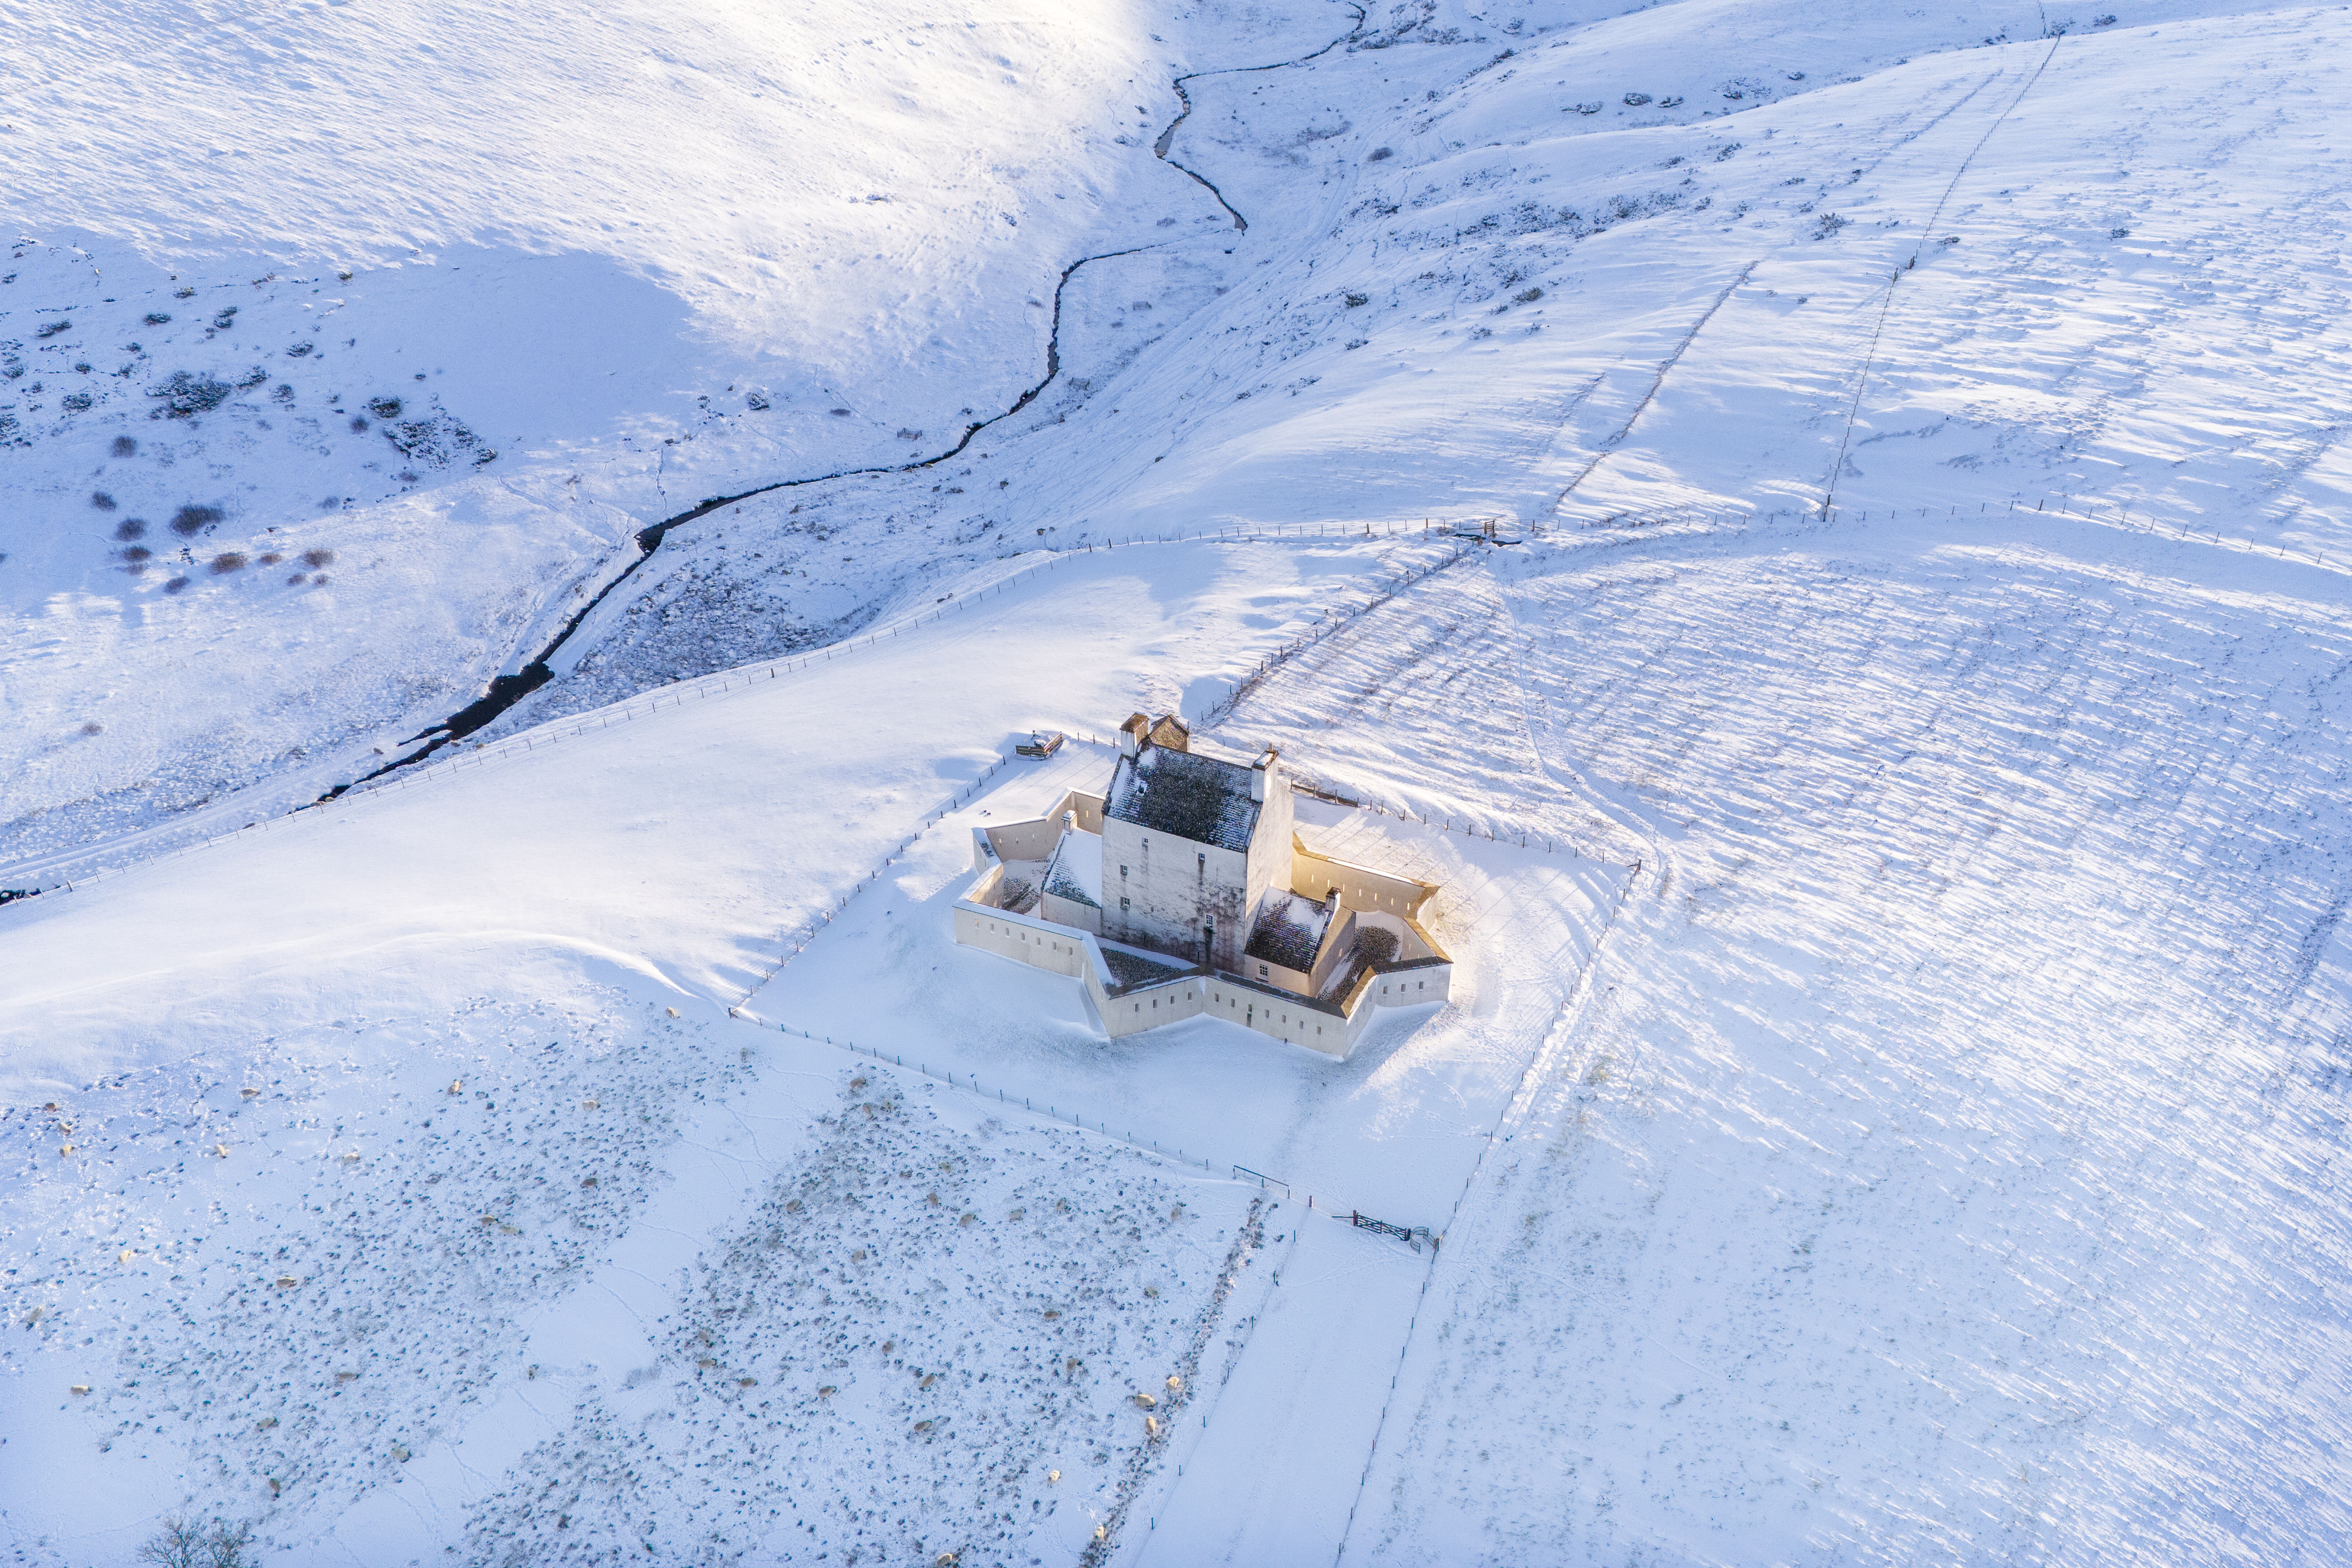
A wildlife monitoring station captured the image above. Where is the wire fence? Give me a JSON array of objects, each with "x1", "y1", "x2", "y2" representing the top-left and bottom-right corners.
[
  {"x1": 2, "y1": 526, "x2": 1488, "y2": 905},
  {"x1": 728, "y1": 748, "x2": 1030, "y2": 1008},
  {"x1": 727, "y1": 1009, "x2": 1447, "y2": 1266},
  {"x1": 1195, "y1": 539, "x2": 1480, "y2": 731},
  {"x1": 1554, "y1": 491, "x2": 2346, "y2": 572},
  {"x1": 1333, "y1": 850, "x2": 1647, "y2": 1558}
]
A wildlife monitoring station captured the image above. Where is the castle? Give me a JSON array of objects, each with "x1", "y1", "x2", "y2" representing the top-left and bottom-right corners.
[{"x1": 953, "y1": 713, "x2": 1453, "y2": 1056}]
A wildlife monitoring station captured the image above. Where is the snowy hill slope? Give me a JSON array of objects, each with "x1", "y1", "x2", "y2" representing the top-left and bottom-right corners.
[
  {"x1": 12, "y1": 0, "x2": 2338, "y2": 883},
  {"x1": 0, "y1": 0, "x2": 1313, "y2": 867},
  {"x1": 7, "y1": 518, "x2": 2350, "y2": 1560}
]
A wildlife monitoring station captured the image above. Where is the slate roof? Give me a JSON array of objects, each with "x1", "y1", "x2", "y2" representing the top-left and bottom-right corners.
[
  {"x1": 1245, "y1": 891, "x2": 1332, "y2": 973},
  {"x1": 1101, "y1": 945, "x2": 1191, "y2": 989},
  {"x1": 1103, "y1": 745, "x2": 1262, "y2": 853}
]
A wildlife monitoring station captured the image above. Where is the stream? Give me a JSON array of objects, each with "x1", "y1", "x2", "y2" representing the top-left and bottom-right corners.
[{"x1": 337, "y1": 10, "x2": 1372, "y2": 799}]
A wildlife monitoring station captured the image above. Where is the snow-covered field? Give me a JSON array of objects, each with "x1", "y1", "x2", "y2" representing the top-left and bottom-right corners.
[{"x1": 7, "y1": 0, "x2": 2352, "y2": 1561}]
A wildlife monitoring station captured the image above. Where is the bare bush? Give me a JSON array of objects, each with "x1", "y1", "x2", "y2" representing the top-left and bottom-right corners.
[
  {"x1": 170, "y1": 504, "x2": 224, "y2": 536},
  {"x1": 301, "y1": 548, "x2": 336, "y2": 568},
  {"x1": 209, "y1": 553, "x2": 248, "y2": 574},
  {"x1": 137, "y1": 1515, "x2": 251, "y2": 1568}
]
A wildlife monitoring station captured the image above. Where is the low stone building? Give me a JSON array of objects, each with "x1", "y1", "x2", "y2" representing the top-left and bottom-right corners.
[{"x1": 954, "y1": 714, "x2": 1452, "y2": 1056}]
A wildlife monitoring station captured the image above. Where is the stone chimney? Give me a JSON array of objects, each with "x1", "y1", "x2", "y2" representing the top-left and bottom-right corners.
[
  {"x1": 1118, "y1": 712, "x2": 1149, "y2": 758},
  {"x1": 1250, "y1": 745, "x2": 1279, "y2": 802}
]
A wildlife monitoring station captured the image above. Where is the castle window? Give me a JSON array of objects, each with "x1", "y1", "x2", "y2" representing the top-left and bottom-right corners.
[
  {"x1": 1258, "y1": 964, "x2": 1268, "y2": 978},
  {"x1": 1120, "y1": 865, "x2": 1128, "y2": 878},
  {"x1": 1121, "y1": 897, "x2": 1130, "y2": 911}
]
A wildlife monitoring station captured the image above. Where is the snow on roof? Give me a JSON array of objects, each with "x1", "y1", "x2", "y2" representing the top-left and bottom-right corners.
[
  {"x1": 1042, "y1": 828, "x2": 1102, "y2": 908},
  {"x1": 1103, "y1": 744, "x2": 1261, "y2": 853},
  {"x1": 1245, "y1": 890, "x2": 1331, "y2": 973}
]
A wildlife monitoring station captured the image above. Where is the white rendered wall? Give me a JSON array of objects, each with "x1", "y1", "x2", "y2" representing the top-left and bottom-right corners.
[
  {"x1": 1100, "y1": 819, "x2": 1249, "y2": 969},
  {"x1": 1242, "y1": 770, "x2": 1297, "y2": 943},
  {"x1": 1290, "y1": 842, "x2": 1434, "y2": 922},
  {"x1": 952, "y1": 904, "x2": 1089, "y2": 979}
]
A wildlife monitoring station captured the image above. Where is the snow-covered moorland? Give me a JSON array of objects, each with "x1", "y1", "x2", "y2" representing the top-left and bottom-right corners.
[{"x1": 7, "y1": 0, "x2": 2352, "y2": 1561}]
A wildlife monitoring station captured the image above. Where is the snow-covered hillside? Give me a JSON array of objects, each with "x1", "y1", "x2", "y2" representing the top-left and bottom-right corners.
[{"x1": 7, "y1": 0, "x2": 2352, "y2": 1562}]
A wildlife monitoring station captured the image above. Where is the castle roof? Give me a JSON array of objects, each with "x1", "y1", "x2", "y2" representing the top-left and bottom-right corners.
[
  {"x1": 1103, "y1": 744, "x2": 1262, "y2": 853},
  {"x1": 1245, "y1": 890, "x2": 1331, "y2": 973}
]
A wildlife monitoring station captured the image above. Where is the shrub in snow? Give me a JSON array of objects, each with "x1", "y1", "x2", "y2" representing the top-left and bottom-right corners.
[
  {"x1": 115, "y1": 517, "x2": 146, "y2": 540},
  {"x1": 301, "y1": 549, "x2": 335, "y2": 568},
  {"x1": 112, "y1": 435, "x2": 138, "y2": 456},
  {"x1": 209, "y1": 553, "x2": 247, "y2": 575},
  {"x1": 170, "y1": 504, "x2": 224, "y2": 536},
  {"x1": 150, "y1": 371, "x2": 233, "y2": 418},
  {"x1": 367, "y1": 396, "x2": 402, "y2": 420},
  {"x1": 91, "y1": 491, "x2": 116, "y2": 510}
]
